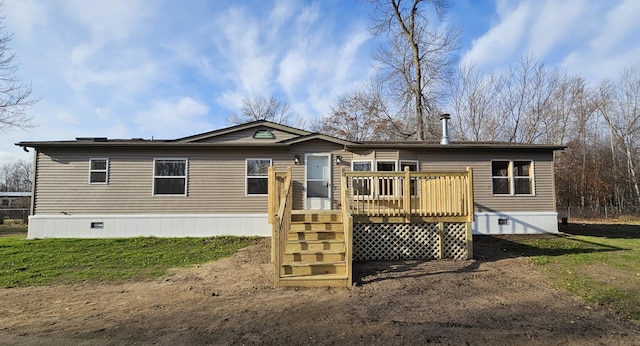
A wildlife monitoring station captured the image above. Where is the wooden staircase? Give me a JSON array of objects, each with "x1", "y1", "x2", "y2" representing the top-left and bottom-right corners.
[{"x1": 277, "y1": 210, "x2": 351, "y2": 287}]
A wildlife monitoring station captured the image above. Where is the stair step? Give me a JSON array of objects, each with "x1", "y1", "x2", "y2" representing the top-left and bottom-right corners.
[
  {"x1": 286, "y1": 240, "x2": 344, "y2": 251},
  {"x1": 277, "y1": 274, "x2": 350, "y2": 288},
  {"x1": 284, "y1": 250, "x2": 345, "y2": 262},
  {"x1": 291, "y1": 211, "x2": 342, "y2": 223},
  {"x1": 282, "y1": 261, "x2": 345, "y2": 267},
  {"x1": 281, "y1": 261, "x2": 346, "y2": 276},
  {"x1": 290, "y1": 222, "x2": 343, "y2": 232},
  {"x1": 287, "y1": 231, "x2": 344, "y2": 241}
]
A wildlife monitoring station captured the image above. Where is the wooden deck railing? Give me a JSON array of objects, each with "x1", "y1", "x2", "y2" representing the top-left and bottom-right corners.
[
  {"x1": 268, "y1": 166, "x2": 292, "y2": 272},
  {"x1": 344, "y1": 167, "x2": 474, "y2": 222},
  {"x1": 340, "y1": 168, "x2": 353, "y2": 285}
]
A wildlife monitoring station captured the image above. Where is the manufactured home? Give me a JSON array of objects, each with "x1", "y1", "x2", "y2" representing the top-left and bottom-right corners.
[{"x1": 18, "y1": 119, "x2": 564, "y2": 287}]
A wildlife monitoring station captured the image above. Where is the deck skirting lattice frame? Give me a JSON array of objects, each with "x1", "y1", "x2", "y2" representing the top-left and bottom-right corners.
[{"x1": 353, "y1": 222, "x2": 469, "y2": 261}]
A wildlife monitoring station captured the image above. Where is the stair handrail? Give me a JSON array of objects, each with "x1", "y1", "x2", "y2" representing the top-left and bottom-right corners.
[
  {"x1": 272, "y1": 167, "x2": 292, "y2": 286},
  {"x1": 341, "y1": 167, "x2": 353, "y2": 286}
]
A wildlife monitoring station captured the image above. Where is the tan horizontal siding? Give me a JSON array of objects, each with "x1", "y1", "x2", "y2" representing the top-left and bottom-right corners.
[
  {"x1": 34, "y1": 148, "x2": 293, "y2": 215},
  {"x1": 416, "y1": 151, "x2": 555, "y2": 213},
  {"x1": 33, "y1": 145, "x2": 557, "y2": 216}
]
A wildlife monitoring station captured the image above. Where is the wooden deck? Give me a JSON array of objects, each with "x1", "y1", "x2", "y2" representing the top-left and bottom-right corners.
[{"x1": 268, "y1": 167, "x2": 474, "y2": 288}]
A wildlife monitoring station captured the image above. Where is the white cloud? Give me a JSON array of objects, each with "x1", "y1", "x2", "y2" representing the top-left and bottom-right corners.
[
  {"x1": 3, "y1": 0, "x2": 47, "y2": 41},
  {"x1": 462, "y1": 0, "x2": 640, "y2": 84},
  {"x1": 134, "y1": 97, "x2": 211, "y2": 139},
  {"x1": 527, "y1": 0, "x2": 587, "y2": 58},
  {"x1": 558, "y1": 0, "x2": 640, "y2": 81},
  {"x1": 277, "y1": 51, "x2": 309, "y2": 95},
  {"x1": 269, "y1": 0, "x2": 296, "y2": 29},
  {"x1": 213, "y1": 7, "x2": 277, "y2": 96},
  {"x1": 56, "y1": 112, "x2": 79, "y2": 125},
  {"x1": 95, "y1": 107, "x2": 110, "y2": 120},
  {"x1": 590, "y1": 0, "x2": 640, "y2": 52},
  {"x1": 64, "y1": 0, "x2": 151, "y2": 42},
  {"x1": 462, "y1": 1, "x2": 531, "y2": 68}
]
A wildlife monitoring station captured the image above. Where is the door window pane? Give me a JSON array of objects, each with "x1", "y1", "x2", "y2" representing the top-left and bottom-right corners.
[{"x1": 307, "y1": 181, "x2": 329, "y2": 198}]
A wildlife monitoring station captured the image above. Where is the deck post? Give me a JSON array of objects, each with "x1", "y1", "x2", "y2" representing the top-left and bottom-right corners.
[
  {"x1": 268, "y1": 166, "x2": 275, "y2": 263},
  {"x1": 403, "y1": 166, "x2": 411, "y2": 220},
  {"x1": 466, "y1": 167, "x2": 474, "y2": 222},
  {"x1": 438, "y1": 221, "x2": 445, "y2": 259},
  {"x1": 273, "y1": 215, "x2": 280, "y2": 286},
  {"x1": 466, "y1": 222, "x2": 473, "y2": 259},
  {"x1": 268, "y1": 166, "x2": 275, "y2": 224},
  {"x1": 466, "y1": 167, "x2": 474, "y2": 259}
]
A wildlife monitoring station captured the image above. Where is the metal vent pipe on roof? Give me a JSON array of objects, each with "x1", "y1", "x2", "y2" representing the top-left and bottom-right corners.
[{"x1": 440, "y1": 113, "x2": 451, "y2": 145}]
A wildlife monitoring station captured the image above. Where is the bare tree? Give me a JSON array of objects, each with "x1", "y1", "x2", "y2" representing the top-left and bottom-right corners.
[
  {"x1": 447, "y1": 64, "x2": 502, "y2": 141},
  {"x1": 226, "y1": 95, "x2": 305, "y2": 128},
  {"x1": 598, "y1": 66, "x2": 640, "y2": 206},
  {"x1": 313, "y1": 86, "x2": 402, "y2": 141},
  {"x1": 0, "y1": 158, "x2": 32, "y2": 192},
  {"x1": 370, "y1": 0, "x2": 460, "y2": 140},
  {"x1": 0, "y1": 7, "x2": 37, "y2": 133}
]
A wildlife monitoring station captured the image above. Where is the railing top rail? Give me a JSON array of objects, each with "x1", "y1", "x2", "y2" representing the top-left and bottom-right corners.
[
  {"x1": 276, "y1": 168, "x2": 293, "y2": 219},
  {"x1": 344, "y1": 171, "x2": 470, "y2": 178}
]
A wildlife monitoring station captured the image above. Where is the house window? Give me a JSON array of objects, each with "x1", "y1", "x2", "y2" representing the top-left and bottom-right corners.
[
  {"x1": 154, "y1": 159, "x2": 187, "y2": 195},
  {"x1": 400, "y1": 160, "x2": 419, "y2": 196},
  {"x1": 377, "y1": 161, "x2": 396, "y2": 195},
  {"x1": 513, "y1": 161, "x2": 533, "y2": 194},
  {"x1": 492, "y1": 160, "x2": 533, "y2": 195},
  {"x1": 89, "y1": 158, "x2": 109, "y2": 184},
  {"x1": 246, "y1": 159, "x2": 271, "y2": 195},
  {"x1": 352, "y1": 161, "x2": 372, "y2": 196}
]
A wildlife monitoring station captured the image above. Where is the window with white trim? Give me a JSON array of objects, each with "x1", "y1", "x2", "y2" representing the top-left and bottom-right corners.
[
  {"x1": 352, "y1": 160, "x2": 372, "y2": 196},
  {"x1": 89, "y1": 158, "x2": 109, "y2": 184},
  {"x1": 377, "y1": 161, "x2": 396, "y2": 195},
  {"x1": 153, "y1": 159, "x2": 187, "y2": 195},
  {"x1": 246, "y1": 159, "x2": 271, "y2": 195},
  {"x1": 400, "y1": 160, "x2": 419, "y2": 196},
  {"x1": 491, "y1": 160, "x2": 533, "y2": 195}
]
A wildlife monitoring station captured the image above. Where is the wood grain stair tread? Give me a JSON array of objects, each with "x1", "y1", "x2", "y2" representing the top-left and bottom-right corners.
[
  {"x1": 286, "y1": 239, "x2": 344, "y2": 244},
  {"x1": 279, "y1": 273, "x2": 348, "y2": 280},
  {"x1": 291, "y1": 210, "x2": 342, "y2": 214},
  {"x1": 284, "y1": 249, "x2": 345, "y2": 255},
  {"x1": 282, "y1": 261, "x2": 345, "y2": 267}
]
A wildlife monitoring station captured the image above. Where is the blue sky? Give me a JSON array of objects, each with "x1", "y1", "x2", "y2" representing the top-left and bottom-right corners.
[{"x1": 2, "y1": 0, "x2": 640, "y2": 167}]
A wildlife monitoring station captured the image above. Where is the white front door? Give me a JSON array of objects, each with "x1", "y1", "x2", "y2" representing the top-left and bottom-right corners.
[{"x1": 305, "y1": 153, "x2": 331, "y2": 210}]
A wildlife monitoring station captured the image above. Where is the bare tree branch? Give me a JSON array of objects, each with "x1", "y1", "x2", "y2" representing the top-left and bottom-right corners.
[
  {"x1": 226, "y1": 95, "x2": 305, "y2": 128},
  {"x1": 0, "y1": 4, "x2": 37, "y2": 134}
]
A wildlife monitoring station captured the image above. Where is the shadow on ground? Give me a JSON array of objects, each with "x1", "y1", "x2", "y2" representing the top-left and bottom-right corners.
[{"x1": 354, "y1": 221, "x2": 639, "y2": 286}]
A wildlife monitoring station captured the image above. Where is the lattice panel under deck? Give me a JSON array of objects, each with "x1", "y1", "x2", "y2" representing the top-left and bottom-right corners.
[
  {"x1": 443, "y1": 222, "x2": 468, "y2": 260},
  {"x1": 353, "y1": 222, "x2": 468, "y2": 261}
]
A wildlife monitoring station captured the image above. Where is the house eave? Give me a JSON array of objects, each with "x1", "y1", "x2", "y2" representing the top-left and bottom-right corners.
[
  {"x1": 347, "y1": 143, "x2": 566, "y2": 151},
  {"x1": 15, "y1": 141, "x2": 293, "y2": 150}
]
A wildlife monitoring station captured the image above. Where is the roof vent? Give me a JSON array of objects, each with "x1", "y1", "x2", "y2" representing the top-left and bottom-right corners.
[
  {"x1": 76, "y1": 137, "x2": 108, "y2": 142},
  {"x1": 440, "y1": 114, "x2": 451, "y2": 145},
  {"x1": 253, "y1": 129, "x2": 275, "y2": 139}
]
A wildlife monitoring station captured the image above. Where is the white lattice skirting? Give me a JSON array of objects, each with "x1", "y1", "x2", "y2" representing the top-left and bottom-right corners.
[{"x1": 353, "y1": 222, "x2": 469, "y2": 261}]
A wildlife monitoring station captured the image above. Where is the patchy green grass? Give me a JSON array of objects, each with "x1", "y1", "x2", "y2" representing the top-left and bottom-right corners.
[
  {"x1": 0, "y1": 236, "x2": 257, "y2": 288},
  {"x1": 478, "y1": 221, "x2": 640, "y2": 320}
]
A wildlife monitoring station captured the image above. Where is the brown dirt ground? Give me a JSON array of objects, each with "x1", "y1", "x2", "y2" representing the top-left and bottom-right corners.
[{"x1": 1, "y1": 236, "x2": 639, "y2": 345}]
